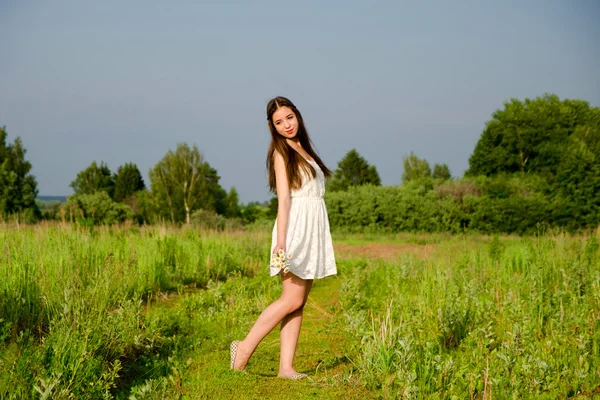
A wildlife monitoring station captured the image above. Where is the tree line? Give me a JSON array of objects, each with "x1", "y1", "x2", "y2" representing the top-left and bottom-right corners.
[
  {"x1": 55, "y1": 143, "x2": 243, "y2": 226},
  {"x1": 324, "y1": 94, "x2": 600, "y2": 233},
  {"x1": 2, "y1": 93, "x2": 599, "y2": 232}
]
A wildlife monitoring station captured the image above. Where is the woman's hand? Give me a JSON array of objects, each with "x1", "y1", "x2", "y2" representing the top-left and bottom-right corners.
[{"x1": 273, "y1": 243, "x2": 286, "y2": 254}]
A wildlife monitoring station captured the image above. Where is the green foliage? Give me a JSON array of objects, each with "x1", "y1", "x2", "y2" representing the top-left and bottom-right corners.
[
  {"x1": 191, "y1": 208, "x2": 243, "y2": 230},
  {"x1": 70, "y1": 161, "x2": 115, "y2": 198},
  {"x1": 63, "y1": 191, "x2": 132, "y2": 225},
  {"x1": 266, "y1": 196, "x2": 278, "y2": 219},
  {"x1": 2, "y1": 227, "x2": 599, "y2": 398},
  {"x1": 0, "y1": 127, "x2": 39, "y2": 219},
  {"x1": 402, "y1": 152, "x2": 432, "y2": 183},
  {"x1": 465, "y1": 95, "x2": 600, "y2": 230},
  {"x1": 0, "y1": 226, "x2": 267, "y2": 398},
  {"x1": 113, "y1": 162, "x2": 145, "y2": 202},
  {"x1": 122, "y1": 189, "x2": 153, "y2": 225},
  {"x1": 325, "y1": 175, "x2": 560, "y2": 234},
  {"x1": 553, "y1": 125, "x2": 600, "y2": 229},
  {"x1": 488, "y1": 235, "x2": 505, "y2": 262},
  {"x1": 461, "y1": 175, "x2": 552, "y2": 234},
  {"x1": 432, "y1": 163, "x2": 451, "y2": 180},
  {"x1": 36, "y1": 199, "x2": 62, "y2": 220},
  {"x1": 326, "y1": 184, "x2": 466, "y2": 233},
  {"x1": 240, "y1": 201, "x2": 269, "y2": 224},
  {"x1": 223, "y1": 187, "x2": 242, "y2": 219},
  {"x1": 328, "y1": 149, "x2": 381, "y2": 191},
  {"x1": 149, "y1": 143, "x2": 226, "y2": 224},
  {"x1": 467, "y1": 94, "x2": 599, "y2": 177},
  {"x1": 340, "y1": 234, "x2": 600, "y2": 398}
]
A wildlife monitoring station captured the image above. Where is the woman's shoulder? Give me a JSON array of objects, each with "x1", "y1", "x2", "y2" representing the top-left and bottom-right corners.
[
  {"x1": 272, "y1": 149, "x2": 285, "y2": 164},
  {"x1": 271, "y1": 148, "x2": 283, "y2": 158}
]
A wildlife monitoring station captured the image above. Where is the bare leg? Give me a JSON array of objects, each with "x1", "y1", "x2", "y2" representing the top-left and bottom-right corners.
[
  {"x1": 233, "y1": 273, "x2": 312, "y2": 370},
  {"x1": 278, "y1": 278, "x2": 313, "y2": 377}
]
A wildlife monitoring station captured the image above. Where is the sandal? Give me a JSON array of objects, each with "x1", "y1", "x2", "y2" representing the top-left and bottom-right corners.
[
  {"x1": 230, "y1": 341, "x2": 239, "y2": 369},
  {"x1": 278, "y1": 372, "x2": 308, "y2": 380},
  {"x1": 229, "y1": 340, "x2": 247, "y2": 373}
]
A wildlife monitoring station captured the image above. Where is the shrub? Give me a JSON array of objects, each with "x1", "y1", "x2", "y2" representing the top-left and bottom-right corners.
[
  {"x1": 325, "y1": 175, "x2": 557, "y2": 234},
  {"x1": 61, "y1": 192, "x2": 132, "y2": 225},
  {"x1": 190, "y1": 209, "x2": 243, "y2": 230}
]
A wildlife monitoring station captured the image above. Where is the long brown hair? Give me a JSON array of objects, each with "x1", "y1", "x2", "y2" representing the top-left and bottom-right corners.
[{"x1": 266, "y1": 96, "x2": 332, "y2": 192}]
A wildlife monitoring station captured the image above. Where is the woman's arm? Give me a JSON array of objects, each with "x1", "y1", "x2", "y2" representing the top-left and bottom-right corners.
[{"x1": 273, "y1": 150, "x2": 291, "y2": 253}]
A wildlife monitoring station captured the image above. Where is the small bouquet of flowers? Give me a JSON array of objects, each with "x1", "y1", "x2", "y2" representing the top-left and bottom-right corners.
[{"x1": 270, "y1": 248, "x2": 292, "y2": 274}]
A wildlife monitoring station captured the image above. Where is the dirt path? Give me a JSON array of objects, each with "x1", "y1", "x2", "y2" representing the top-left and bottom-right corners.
[
  {"x1": 172, "y1": 242, "x2": 437, "y2": 398},
  {"x1": 182, "y1": 275, "x2": 373, "y2": 399},
  {"x1": 334, "y1": 242, "x2": 437, "y2": 261}
]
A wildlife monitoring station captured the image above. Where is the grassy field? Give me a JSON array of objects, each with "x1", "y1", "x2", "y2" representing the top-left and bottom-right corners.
[{"x1": 0, "y1": 223, "x2": 599, "y2": 399}]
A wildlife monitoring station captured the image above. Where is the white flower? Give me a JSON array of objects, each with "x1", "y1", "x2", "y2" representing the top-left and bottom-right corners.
[{"x1": 271, "y1": 249, "x2": 292, "y2": 273}]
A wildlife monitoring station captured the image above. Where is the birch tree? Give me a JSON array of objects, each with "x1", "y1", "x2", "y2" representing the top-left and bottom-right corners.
[{"x1": 149, "y1": 143, "x2": 226, "y2": 224}]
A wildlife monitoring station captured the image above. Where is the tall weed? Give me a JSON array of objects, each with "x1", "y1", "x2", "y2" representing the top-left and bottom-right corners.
[
  {"x1": 340, "y1": 233, "x2": 600, "y2": 398},
  {"x1": 0, "y1": 224, "x2": 269, "y2": 398}
]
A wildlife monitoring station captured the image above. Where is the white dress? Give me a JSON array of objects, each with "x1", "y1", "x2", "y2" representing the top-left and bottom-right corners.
[{"x1": 270, "y1": 159, "x2": 337, "y2": 279}]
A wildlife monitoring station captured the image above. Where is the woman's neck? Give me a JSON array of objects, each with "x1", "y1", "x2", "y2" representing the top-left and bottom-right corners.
[{"x1": 286, "y1": 138, "x2": 302, "y2": 149}]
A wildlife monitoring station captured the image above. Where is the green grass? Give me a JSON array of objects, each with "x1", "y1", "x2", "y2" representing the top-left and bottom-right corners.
[
  {"x1": 338, "y1": 234, "x2": 600, "y2": 398},
  {"x1": 0, "y1": 223, "x2": 269, "y2": 399},
  {"x1": 0, "y1": 223, "x2": 599, "y2": 398},
  {"x1": 172, "y1": 273, "x2": 371, "y2": 399}
]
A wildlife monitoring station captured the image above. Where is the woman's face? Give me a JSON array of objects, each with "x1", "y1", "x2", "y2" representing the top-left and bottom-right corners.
[{"x1": 271, "y1": 106, "x2": 298, "y2": 139}]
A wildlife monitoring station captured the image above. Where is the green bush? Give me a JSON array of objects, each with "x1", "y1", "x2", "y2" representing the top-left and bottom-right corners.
[
  {"x1": 240, "y1": 202, "x2": 270, "y2": 224},
  {"x1": 464, "y1": 194, "x2": 551, "y2": 234},
  {"x1": 325, "y1": 176, "x2": 560, "y2": 234},
  {"x1": 190, "y1": 209, "x2": 243, "y2": 230},
  {"x1": 61, "y1": 192, "x2": 132, "y2": 225},
  {"x1": 325, "y1": 184, "x2": 466, "y2": 233}
]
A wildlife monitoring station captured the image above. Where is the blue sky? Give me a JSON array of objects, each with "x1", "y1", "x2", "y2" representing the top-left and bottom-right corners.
[{"x1": 1, "y1": 0, "x2": 599, "y2": 202}]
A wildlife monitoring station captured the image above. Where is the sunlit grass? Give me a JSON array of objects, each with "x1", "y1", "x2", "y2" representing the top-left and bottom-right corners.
[
  {"x1": 339, "y1": 233, "x2": 600, "y2": 398},
  {"x1": 1, "y1": 222, "x2": 598, "y2": 398},
  {"x1": 0, "y1": 222, "x2": 269, "y2": 399}
]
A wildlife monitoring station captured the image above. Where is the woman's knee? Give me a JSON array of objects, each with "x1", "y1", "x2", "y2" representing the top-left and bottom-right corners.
[
  {"x1": 285, "y1": 297, "x2": 306, "y2": 313},
  {"x1": 295, "y1": 299, "x2": 308, "y2": 312}
]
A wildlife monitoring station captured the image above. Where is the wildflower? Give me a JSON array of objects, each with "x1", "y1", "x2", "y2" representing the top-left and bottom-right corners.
[{"x1": 270, "y1": 249, "x2": 293, "y2": 274}]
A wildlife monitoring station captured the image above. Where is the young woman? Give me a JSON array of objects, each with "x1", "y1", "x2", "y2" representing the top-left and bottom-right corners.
[{"x1": 229, "y1": 96, "x2": 337, "y2": 379}]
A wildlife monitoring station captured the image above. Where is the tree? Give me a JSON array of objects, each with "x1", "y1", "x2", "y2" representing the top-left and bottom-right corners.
[
  {"x1": 465, "y1": 94, "x2": 600, "y2": 230},
  {"x1": 70, "y1": 161, "x2": 115, "y2": 198},
  {"x1": 224, "y1": 187, "x2": 242, "y2": 218},
  {"x1": 267, "y1": 196, "x2": 278, "y2": 218},
  {"x1": 113, "y1": 162, "x2": 145, "y2": 202},
  {"x1": 149, "y1": 143, "x2": 227, "y2": 224},
  {"x1": 328, "y1": 149, "x2": 381, "y2": 191},
  {"x1": 123, "y1": 189, "x2": 153, "y2": 225},
  {"x1": 553, "y1": 125, "x2": 600, "y2": 228},
  {"x1": 240, "y1": 201, "x2": 269, "y2": 224},
  {"x1": 402, "y1": 152, "x2": 431, "y2": 183},
  {"x1": 432, "y1": 163, "x2": 452, "y2": 180},
  {"x1": 0, "y1": 127, "x2": 39, "y2": 219},
  {"x1": 467, "y1": 94, "x2": 598, "y2": 177}
]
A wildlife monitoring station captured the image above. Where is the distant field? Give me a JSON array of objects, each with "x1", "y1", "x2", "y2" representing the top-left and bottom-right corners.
[
  {"x1": 37, "y1": 195, "x2": 67, "y2": 202},
  {"x1": 0, "y1": 224, "x2": 598, "y2": 399}
]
